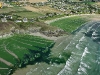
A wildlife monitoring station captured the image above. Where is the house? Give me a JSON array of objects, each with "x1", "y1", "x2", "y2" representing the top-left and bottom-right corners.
[
  {"x1": 23, "y1": 18, "x2": 28, "y2": 22},
  {"x1": 6, "y1": 15, "x2": 13, "y2": 20},
  {"x1": 29, "y1": 18, "x2": 34, "y2": 22},
  {"x1": 1, "y1": 18, "x2": 7, "y2": 22},
  {"x1": 15, "y1": 20, "x2": 22, "y2": 23}
]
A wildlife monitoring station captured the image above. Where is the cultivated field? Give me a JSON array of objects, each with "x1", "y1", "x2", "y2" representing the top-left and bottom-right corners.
[
  {"x1": 24, "y1": 6, "x2": 62, "y2": 14},
  {"x1": 12, "y1": 11, "x2": 43, "y2": 18},
  {"x1": 0, "y1": 34, "x2": 53, "y2": 75},
  {"x1": 0, "y1": 7, "x2": 26, "y2": 13},
  {"x1": 50, "y1": 16, "x2": 88, "y2": 33}
]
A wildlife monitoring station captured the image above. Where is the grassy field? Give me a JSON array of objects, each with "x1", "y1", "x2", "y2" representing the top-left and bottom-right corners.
[
  {"x1": 13, "y1": 11, "x2": 43, "y2": 18},
  {"x1": 0, "y1": 7, "x2": 26, "y2": 13},
  {"x1": 50, "y1": 16, "x2": 88, "y2": 33},
  {"x1": 24, "y1": 5, "x2": 62, "y2": 14},
  {"x1": 0, "y1": 7, "x2": 43, "y2": 18},
  {"x1": 0, "y1": 34, "x2": 53, "y2": 75}
]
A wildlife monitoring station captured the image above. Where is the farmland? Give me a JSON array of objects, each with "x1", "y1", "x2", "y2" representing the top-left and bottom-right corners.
[
  {"x1": 50, "y1": 16, "x2": 89, "y2": 33},
  {"x1": 0, "y1": 7, "x2": 26, "y2": 13},
  {"x1": 12, "y1": 11, "x2": 43, "y2": 18},
  {"x1": 0, "y1": 34, "x2": 55, "y2": 75},
  {"x1": 0, "y1": 7, "x2": 44, "y2": 18}
]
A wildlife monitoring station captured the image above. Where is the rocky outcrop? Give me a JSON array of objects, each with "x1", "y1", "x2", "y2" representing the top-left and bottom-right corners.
[
  {"x1": 0, "y1": 26, "x2": 66, "y2": 39},
  {"x1": 40, "y1": 29, "x2": 66, "y2": 37},
  {"x1": 10, "y1": 26, "x2": 66, "y2": 37}
]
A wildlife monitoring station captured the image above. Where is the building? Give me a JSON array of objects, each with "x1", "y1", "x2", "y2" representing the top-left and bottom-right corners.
[
  {"x1": 23, "y1": 18, "x2": 28, "y2": 22},
  {"x1": 1, "y1": 18, "x2": 7, "y2": 22}
]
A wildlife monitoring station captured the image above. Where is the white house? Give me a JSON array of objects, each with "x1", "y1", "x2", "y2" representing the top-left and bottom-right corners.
[
  {"x1": 1, "y1": 18, "x2": 7, "y2": 22},
  {"x1": 23, "y1": 18, "x2": 28, "y2": 22}
]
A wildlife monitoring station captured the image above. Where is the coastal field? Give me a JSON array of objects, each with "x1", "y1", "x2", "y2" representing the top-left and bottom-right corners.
[
  {"x1": 0, "y1": 34, "x2": 54, "y2": 75},
  {"x1": 0, "y1": 7, "x2": 26, "y2": 13},
  {"x1": 50, "y1": 16, "x2": 88, "y2": 33},
  {"x1": 12, "y1": 11, "x2": 43, "y2": 18}
]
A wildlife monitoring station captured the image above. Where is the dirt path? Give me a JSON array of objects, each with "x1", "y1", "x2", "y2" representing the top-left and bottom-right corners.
[
  {"x1": 0, "y1": 68, "x2": 8, "y2": 69},
  {"x1": 4, "y1": 46, "x2": 18, "y2": 59},
  {"x1": 0, "y1": 57, "x2": 13, "y2": 66}
]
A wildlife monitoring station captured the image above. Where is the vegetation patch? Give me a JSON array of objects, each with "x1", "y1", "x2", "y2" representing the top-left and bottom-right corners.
[
  {"x1": 0, "y1": 34, "x2": 53, "y2": 75},
  {"x1": 0, "y1": 34, "x2": 70, "y2": 75},
  {"x1": 0, "y1": 7, "x2": 26, "y2": 13},
  {"x1": 12, "y1": 11, "x2": 43, "y2": 18},
  {"x1": 50, "y1": 16, "x2": 88, "y2": 33}
]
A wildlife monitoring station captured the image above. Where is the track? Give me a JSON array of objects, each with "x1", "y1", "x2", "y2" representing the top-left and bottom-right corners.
[{"x1": 0, "y1": 57, "x2": 13, "y2": 66}]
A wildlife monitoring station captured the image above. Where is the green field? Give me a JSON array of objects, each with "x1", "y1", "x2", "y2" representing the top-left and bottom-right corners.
[
  {"x1": 0, "y1": 7, "x2": 26, "y2": 13},
  {"x1": 13, "y1": 11, "x2": 43, "y2": 18},
  {"x1": 0, "y1": 7, "x2": 43, "y2": 18},
  {"x1": 0, "y1": 34, "x2": 54, "y2": 75},
  {"x1": 50, "y1": 16, "x2": 88, "y2": 33}
]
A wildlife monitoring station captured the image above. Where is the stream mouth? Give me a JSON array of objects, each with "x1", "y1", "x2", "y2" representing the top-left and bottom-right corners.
[{"x1": 58, "y1": 21, "x2": 100, "y2": 75}]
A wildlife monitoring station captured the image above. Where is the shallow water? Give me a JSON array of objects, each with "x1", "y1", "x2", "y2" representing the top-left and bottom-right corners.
[{"x1": 58, "y1": 21, "x2": 100, "y2": 75}]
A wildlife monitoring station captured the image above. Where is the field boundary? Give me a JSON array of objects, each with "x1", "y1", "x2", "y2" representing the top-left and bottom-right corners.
[{"x1": 0, "y1": 57, "x2": 13, "y2": 66}]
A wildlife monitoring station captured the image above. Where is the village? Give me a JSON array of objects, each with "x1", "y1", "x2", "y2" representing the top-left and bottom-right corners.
[
  {"x1": 0, "y1": 0, "x2": 100, "y2": 38},
  {"x1": 0, "y1": 0, "x2": 100, "y2": 22}
]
